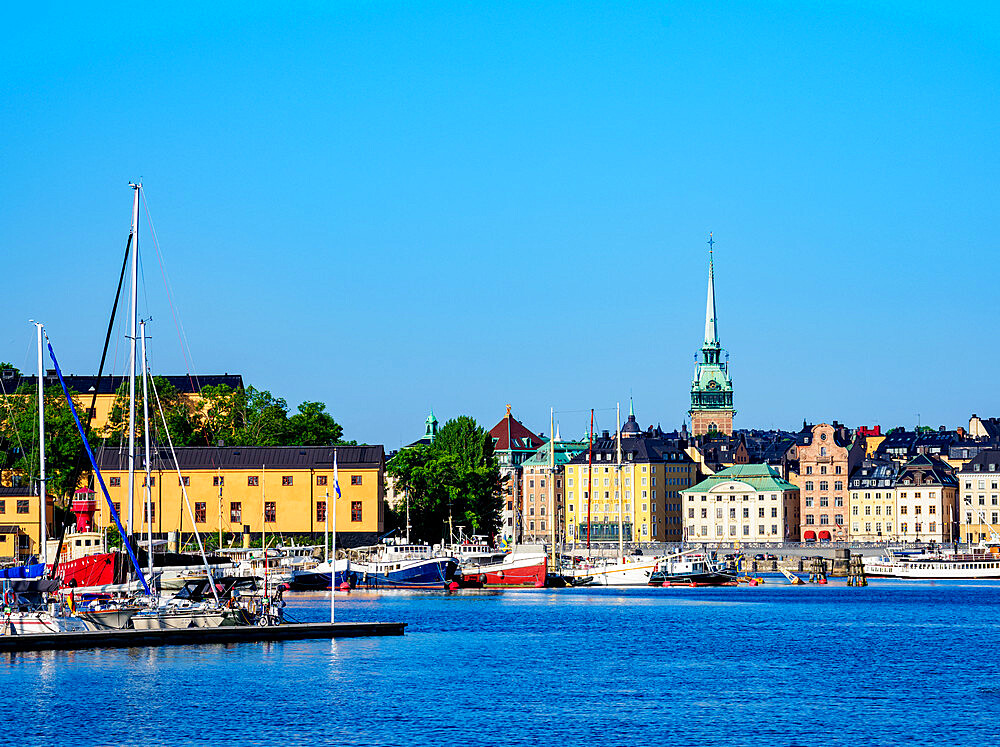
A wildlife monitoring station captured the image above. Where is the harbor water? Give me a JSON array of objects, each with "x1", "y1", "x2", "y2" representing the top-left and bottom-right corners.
[{"x1": 3, "y1": 579, "x2": 999, "y2": 746}]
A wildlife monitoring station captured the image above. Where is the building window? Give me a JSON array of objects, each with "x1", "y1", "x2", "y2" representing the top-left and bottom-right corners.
[
  {"x1": 351, "y1": 475, "x2": 364, "y2": 486},
  {"x1": 248, "y1": 476, "x2": 259, "y2": 487},
  {"x1": 281, "y1": 476, "x2": 293, "y2": 486},
  {"x1": 194, "y1": 502, "x2": 206, "y2": 523},
  {"x1": 0, "y1": 500, "x2": 5, "y2": 513},
  {"x1": 113, "y1": 502, "x2": 120, "y2": 515},
  {"x1": 317, "y1": 501, "x2": 327, "y2": 522},
  {"x1": 264, "y1": 502, "x2": 276, "y2": 522},
  {"x1": 179, "y1": 476, "x2": 190, "y2": 487},
  {"x1": 143, "y1": 476, "x2": 155, "y2": 487},
  {"x1": 819, "y1": 481, "x2": 829, "y2": 491},
  {"x1": 144, "y1": 503, "x2": 155, "y2": 522},
  {"x1": 806, "y1": 466, "x2": 813, "y2": 475},
  {"x1": 16, "y1": 500, "x2": 29, "y2": 514},
  {"x1": 805, "y1": 515, "x2": 815, "y2": 525},
  {"x1": 317, "y1": 475, "x2": 328, "y2": 486},
  {"x1": 351, "y1": 501, "x2": 363, "y2": 522},
  {"x1": 213, "y1": 476, "x2": 225, "y2": 487},
  {"x1": 230, "y1": 502, "x2": 242, "y2": 522},
  {"x1": 109, "y1": 477, "x2": 121, "y2": 487}
]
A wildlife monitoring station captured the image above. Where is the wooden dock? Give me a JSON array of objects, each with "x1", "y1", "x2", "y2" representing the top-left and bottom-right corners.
[{"x1": 0, "y1": 621, "x2": 406, "y2": 653}]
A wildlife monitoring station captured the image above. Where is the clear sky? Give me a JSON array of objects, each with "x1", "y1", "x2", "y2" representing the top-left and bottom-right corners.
[{"x1": 2, "y1": 2, "x2": 998, "y2": 447}]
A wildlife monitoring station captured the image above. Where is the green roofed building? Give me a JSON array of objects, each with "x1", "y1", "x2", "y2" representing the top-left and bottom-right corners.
[{"x1": 682, "y1": 464, "x2": 800, "y2": 544}]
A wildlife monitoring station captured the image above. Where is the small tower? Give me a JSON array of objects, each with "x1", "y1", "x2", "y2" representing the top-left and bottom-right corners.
[
  {"x1": 424, "y1": 409, "x2": 439, "y2": 441},
  {"x1": 689, "y1": 234, "x2": 735, "y2": 436}
]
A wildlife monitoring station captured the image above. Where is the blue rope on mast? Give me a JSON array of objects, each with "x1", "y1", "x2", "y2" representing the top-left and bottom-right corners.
[{"x1": 46, "y1": 340, "x2": 152, "y2": 596}]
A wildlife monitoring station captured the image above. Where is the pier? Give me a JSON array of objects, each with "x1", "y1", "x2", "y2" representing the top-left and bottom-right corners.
[{"x1": 0, "y1": 621, "x2": 406, "y2": 653}]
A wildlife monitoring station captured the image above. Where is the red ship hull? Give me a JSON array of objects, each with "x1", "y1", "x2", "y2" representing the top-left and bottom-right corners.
[
  {"x1": 460, "y1": 554, "x2": 547, "y2": 588},
  {"x1": 56, "y1": 552, "x2": 119, "y2": 588}
]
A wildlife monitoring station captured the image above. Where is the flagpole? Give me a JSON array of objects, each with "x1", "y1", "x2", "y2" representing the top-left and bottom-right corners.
[{"x1": 331, "y1": 448, "x2": 339, "y2": 623}]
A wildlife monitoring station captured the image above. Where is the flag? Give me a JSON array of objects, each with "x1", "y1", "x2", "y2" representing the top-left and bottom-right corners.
[{"x1": 333, "y1": 450, "x2": 341, "y2": 501}]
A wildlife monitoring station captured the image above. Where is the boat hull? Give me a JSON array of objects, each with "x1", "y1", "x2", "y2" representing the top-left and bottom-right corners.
[
  {"x1": 77, "y1": 608, "x2": 141, "y2": 631},
  {"x1": 354, "y1": 558, "x2": 457, "y2": 590},
  {"x1": 648, "y1": 571, "x2": 735, "y2": 587},
  {"x1": 459, "y1": 555, "x2": 547, "y2": 588}
]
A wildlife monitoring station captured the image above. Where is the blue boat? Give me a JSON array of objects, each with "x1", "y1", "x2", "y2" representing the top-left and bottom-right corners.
[
  {"x1": 351, "y1": 543, "x2": 458, "y2": 590},
  {"x1": 289, "y1": 559, "x2": 355, "y2": 591}
]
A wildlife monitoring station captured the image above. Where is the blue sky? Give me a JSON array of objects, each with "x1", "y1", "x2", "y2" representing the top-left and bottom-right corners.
[{"x1": 2, "y1": 2, "x2": 998, "y2": 446}]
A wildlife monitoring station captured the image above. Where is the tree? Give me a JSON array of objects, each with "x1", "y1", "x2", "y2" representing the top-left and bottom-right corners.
[
  {"x1": 386, "y1": 417, "x2": 502, "y2": 542},
  {"x1": 285, "y1": 401, "x2": 344, "y2": 445},
  {"x1": 105, "y1": 378, "x2": 201, "y2": 446},
  {"x1": 0, "y1": 384, "x2": 90, "y2": 498}
]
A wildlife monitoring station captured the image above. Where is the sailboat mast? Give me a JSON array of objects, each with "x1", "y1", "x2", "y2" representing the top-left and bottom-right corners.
[
  {"x1": 548, "y1": 407, "x2": 555, "y2": 568},
  {"x1": 324, "y1": 487, "x2": 330, "y2": 564},
  {"x1": 617, "y1": 401, "x2": 623, "y2": 561},
  {"x1": 331, "y1": 448, "x2": 339, "y2": 623},
  {"x1": 126, "y1": 182, "x2": 141, "y2": 538},
  {"x1": 34, "y1": 322, "x2": 47, "y2": 566},
  {"x1": 140, "y1": 321, "x2": 154, "y2": 589},
  {"x1": 587, "y1": 409, "x2": 593, "y2": 552}
]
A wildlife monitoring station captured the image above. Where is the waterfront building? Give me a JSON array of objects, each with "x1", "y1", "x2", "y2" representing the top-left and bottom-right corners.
[
  {"x1": 92, "y1": 445, "x2": 385, "y2": 546},
  {"x1": 519, "y1": 431, "x2": 587, "y2": 543},
  {"x1": 956, "y1": 449, "x2": 1000, "y2": 544},
  {"x1": 789, "y1": 422, "x2": 863, "y2": 541},
  {"x1": 563, "y1": 418, "x2": 697, "y2": 544},
  {"x1": 682, "y1": 464, "x2": 800, "y2": 543},
  {"x1": 0, "y1": 486, "x2": 54, "y2": 562},
  {"x1": 892, "y1": 454, "x2": 958, "y2": 543},
  {"x1": 847, "y1": 457, "x2": 899, "y2": 541},
  {"x1": 689, "y1": 238, "x2": 735, "y2": 436},
  {"x1": 489, "y1": 406, "x2": 545, "y2": 541},
  {"x1": 0, "y1": 369, "x2": 243, "y2": 436}
]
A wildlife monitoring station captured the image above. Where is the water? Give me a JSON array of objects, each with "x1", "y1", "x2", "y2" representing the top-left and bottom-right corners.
[{"x1": 3, "y1": 579, "x2": 1000, "y2": 746}]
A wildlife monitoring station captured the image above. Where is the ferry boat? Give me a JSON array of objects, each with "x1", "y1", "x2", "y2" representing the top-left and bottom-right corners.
[
  {"x1": 350, "y1": 542, "x2": 458, "y2": 590},
  {"x1": 863, "y1": 543, "x2": 1000, "y2": 579},
  {"x1": 647, "y1": 551, "x2": 735, "y2": 586}
]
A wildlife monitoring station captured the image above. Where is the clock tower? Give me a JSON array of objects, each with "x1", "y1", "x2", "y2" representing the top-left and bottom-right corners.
[{"x1": 689, "y1": 235, "x2": 734, "y2": 436}]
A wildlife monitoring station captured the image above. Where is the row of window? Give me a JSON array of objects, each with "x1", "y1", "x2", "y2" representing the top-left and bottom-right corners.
[
  {"x1": 804, "y1": 515, "x2": 845, "y2": 525},
  {"x1": 803, "y1": 465, "x2": 843, "y2": 475},
  {"x1": 108, "y1": 500, "x2": 364, "y2": 524},
  {"x1": 106, "y1": 474, "x2": 365, "y2": 488},
  {"x1": 689, "y1": 506, "x2": 781, "y2": 519},
  {"x1": 689, "y1": 525, "x2": 784, "y2": 537},
  {"x1": 804, "y1": 497, "x2": 845, "y2": 507},
  {"x1": 803, "y1": 481, "x2": 844, "y2": 492},
  {"x1": 0, "y1": 500, "x2": 30, "y2": 514}
]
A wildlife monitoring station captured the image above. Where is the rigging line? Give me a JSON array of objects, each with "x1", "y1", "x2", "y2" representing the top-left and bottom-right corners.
[
  {"x1": 141, "y1": 191, "x2": 223, "y2": 464},
  {"x1": 140, "y1": 191, "x2": 201, "y2": 394}
]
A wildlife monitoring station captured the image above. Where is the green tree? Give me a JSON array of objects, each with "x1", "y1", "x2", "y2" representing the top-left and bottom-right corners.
[
  {"x1": 105, "y1": 378, "x2": 201, "y2": 446},
  {"x1": 285, "y1": 401, "x2": 344, "y2": 445},
  {"x1": 0, "y1": 384, "x2": 90, "y2": 498},
  {"x1": 387, "y1": 417, "x2": 502, "y2": 542}
]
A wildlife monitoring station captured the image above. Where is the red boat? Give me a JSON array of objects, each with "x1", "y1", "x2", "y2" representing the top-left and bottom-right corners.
[{"x1": 456, "y1": 544, "x2": 548, "y2": 588}]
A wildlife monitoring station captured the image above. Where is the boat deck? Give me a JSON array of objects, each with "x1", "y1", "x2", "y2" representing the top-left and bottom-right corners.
[{"x1": 0, "y1": 621, "x2": 405, "y2": 653}]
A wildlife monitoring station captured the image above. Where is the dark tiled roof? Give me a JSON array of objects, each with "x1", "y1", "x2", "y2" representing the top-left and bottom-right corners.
[
  {"x1": 957, "y1": 449, "x2": 1000, "y2": 474},
  {"x1": 567, "y1": 436, "x2": 693, "y2": 465},
  {"x1": 895, "y1": 454, "x2": 957, "y2": 487},
  {"x1": 848, "y1": 458, "x2": 898, "y2": 488},
  {"x1": 0, "y1": 487, "x2": 32, "y2": 497},
  {"x1": 0, "y1": 373, "x2": 244, "y2": 396},
  {"x1": 94, "y1": 445, "x2": 384, "y2": 472}
]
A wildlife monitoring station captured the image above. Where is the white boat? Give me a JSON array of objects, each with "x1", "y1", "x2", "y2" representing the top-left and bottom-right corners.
[
  {"x1": 350, "y1": 542, "x2": 459, "y2": 590},
  {"x1": 863, "y1": 544, "x2": 1000, "y2": 579},
  {"x1": 1, "y1": 610, "x2": 87, "y2": 635},
  {"x1": 564, "y1": 554, "x2": 660, "y2": 586}
]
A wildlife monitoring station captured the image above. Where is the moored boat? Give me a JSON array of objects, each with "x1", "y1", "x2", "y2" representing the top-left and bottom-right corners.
[
  {"x1": 350, "y1": 542, "x2": 458, "y2": 590},
  {"x1": 647, "y1": 551, "x2": 735, "y2": 587},
  {"x1": 863, "y1": 543, "x2": 1000, "y2": 579}
]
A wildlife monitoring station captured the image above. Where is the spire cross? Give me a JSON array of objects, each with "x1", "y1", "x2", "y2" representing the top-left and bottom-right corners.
[{"x1": 707, "y1": 232, "x2": 714, "y2": 254}]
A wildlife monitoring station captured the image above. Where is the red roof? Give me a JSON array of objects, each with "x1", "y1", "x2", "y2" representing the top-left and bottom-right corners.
[{"x1": 489, "y1": 410, "x2": 544, "y2": 452}]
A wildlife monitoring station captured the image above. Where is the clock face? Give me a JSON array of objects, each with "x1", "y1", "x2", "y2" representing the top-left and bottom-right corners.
[
  {"x1": 707, "y1": 380, "x2": 719, "y2": 390},
  {"x1": 820, "y1": 433, "x2": 827, "y2": 441}
]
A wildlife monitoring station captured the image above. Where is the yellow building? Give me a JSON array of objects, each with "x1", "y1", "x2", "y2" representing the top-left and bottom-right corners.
[
  {"x1": 92, "y1": 445, "x2": 384, "y2": 544},
  {"x1": 0, "y1": 487, "x2": 54, "y2": 562},
  {"x1": 562, "y1": 426, "x2": 698, "y2": 544},
  {"x1": 847, "y1": 458, "x2": 898, "y2": 541},
  {"x1": 1, "y1": 371, "x2": 243, "y2": 436},
  {"x1": 956, "y1": 449, "x2": 1000, "y2": 544}
]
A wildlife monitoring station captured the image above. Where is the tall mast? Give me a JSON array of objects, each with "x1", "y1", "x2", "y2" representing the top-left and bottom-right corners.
[
  {"x1": 507, "y1": 404, "x2": 516, "y2": 548},
  {"x1": 616, "y1": 401, "x2": 623, "y2": 560},
  {"x1": 140, "y1": 320, "x2": 154, "y2": 589},
  {"x1": 548, "y1": 407, "x2": 555, "y2": 568},
  {"x1": 587, "y1": 409, "x2": 593, "y2": 552},
  {"x1": 34, "y1": 322, "x2": 47, "y2": 566},
  {"x1": 126, "y1": 182, "x2": 141, "y2": 538},
  {"x1": 331, "y1": 448, "x2": 339, "y2": 623}
]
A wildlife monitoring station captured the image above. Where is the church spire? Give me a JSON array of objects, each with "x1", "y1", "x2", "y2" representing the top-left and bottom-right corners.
[{"x1": 704, "y1": 232, "x2": 719, "y2": 346}]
